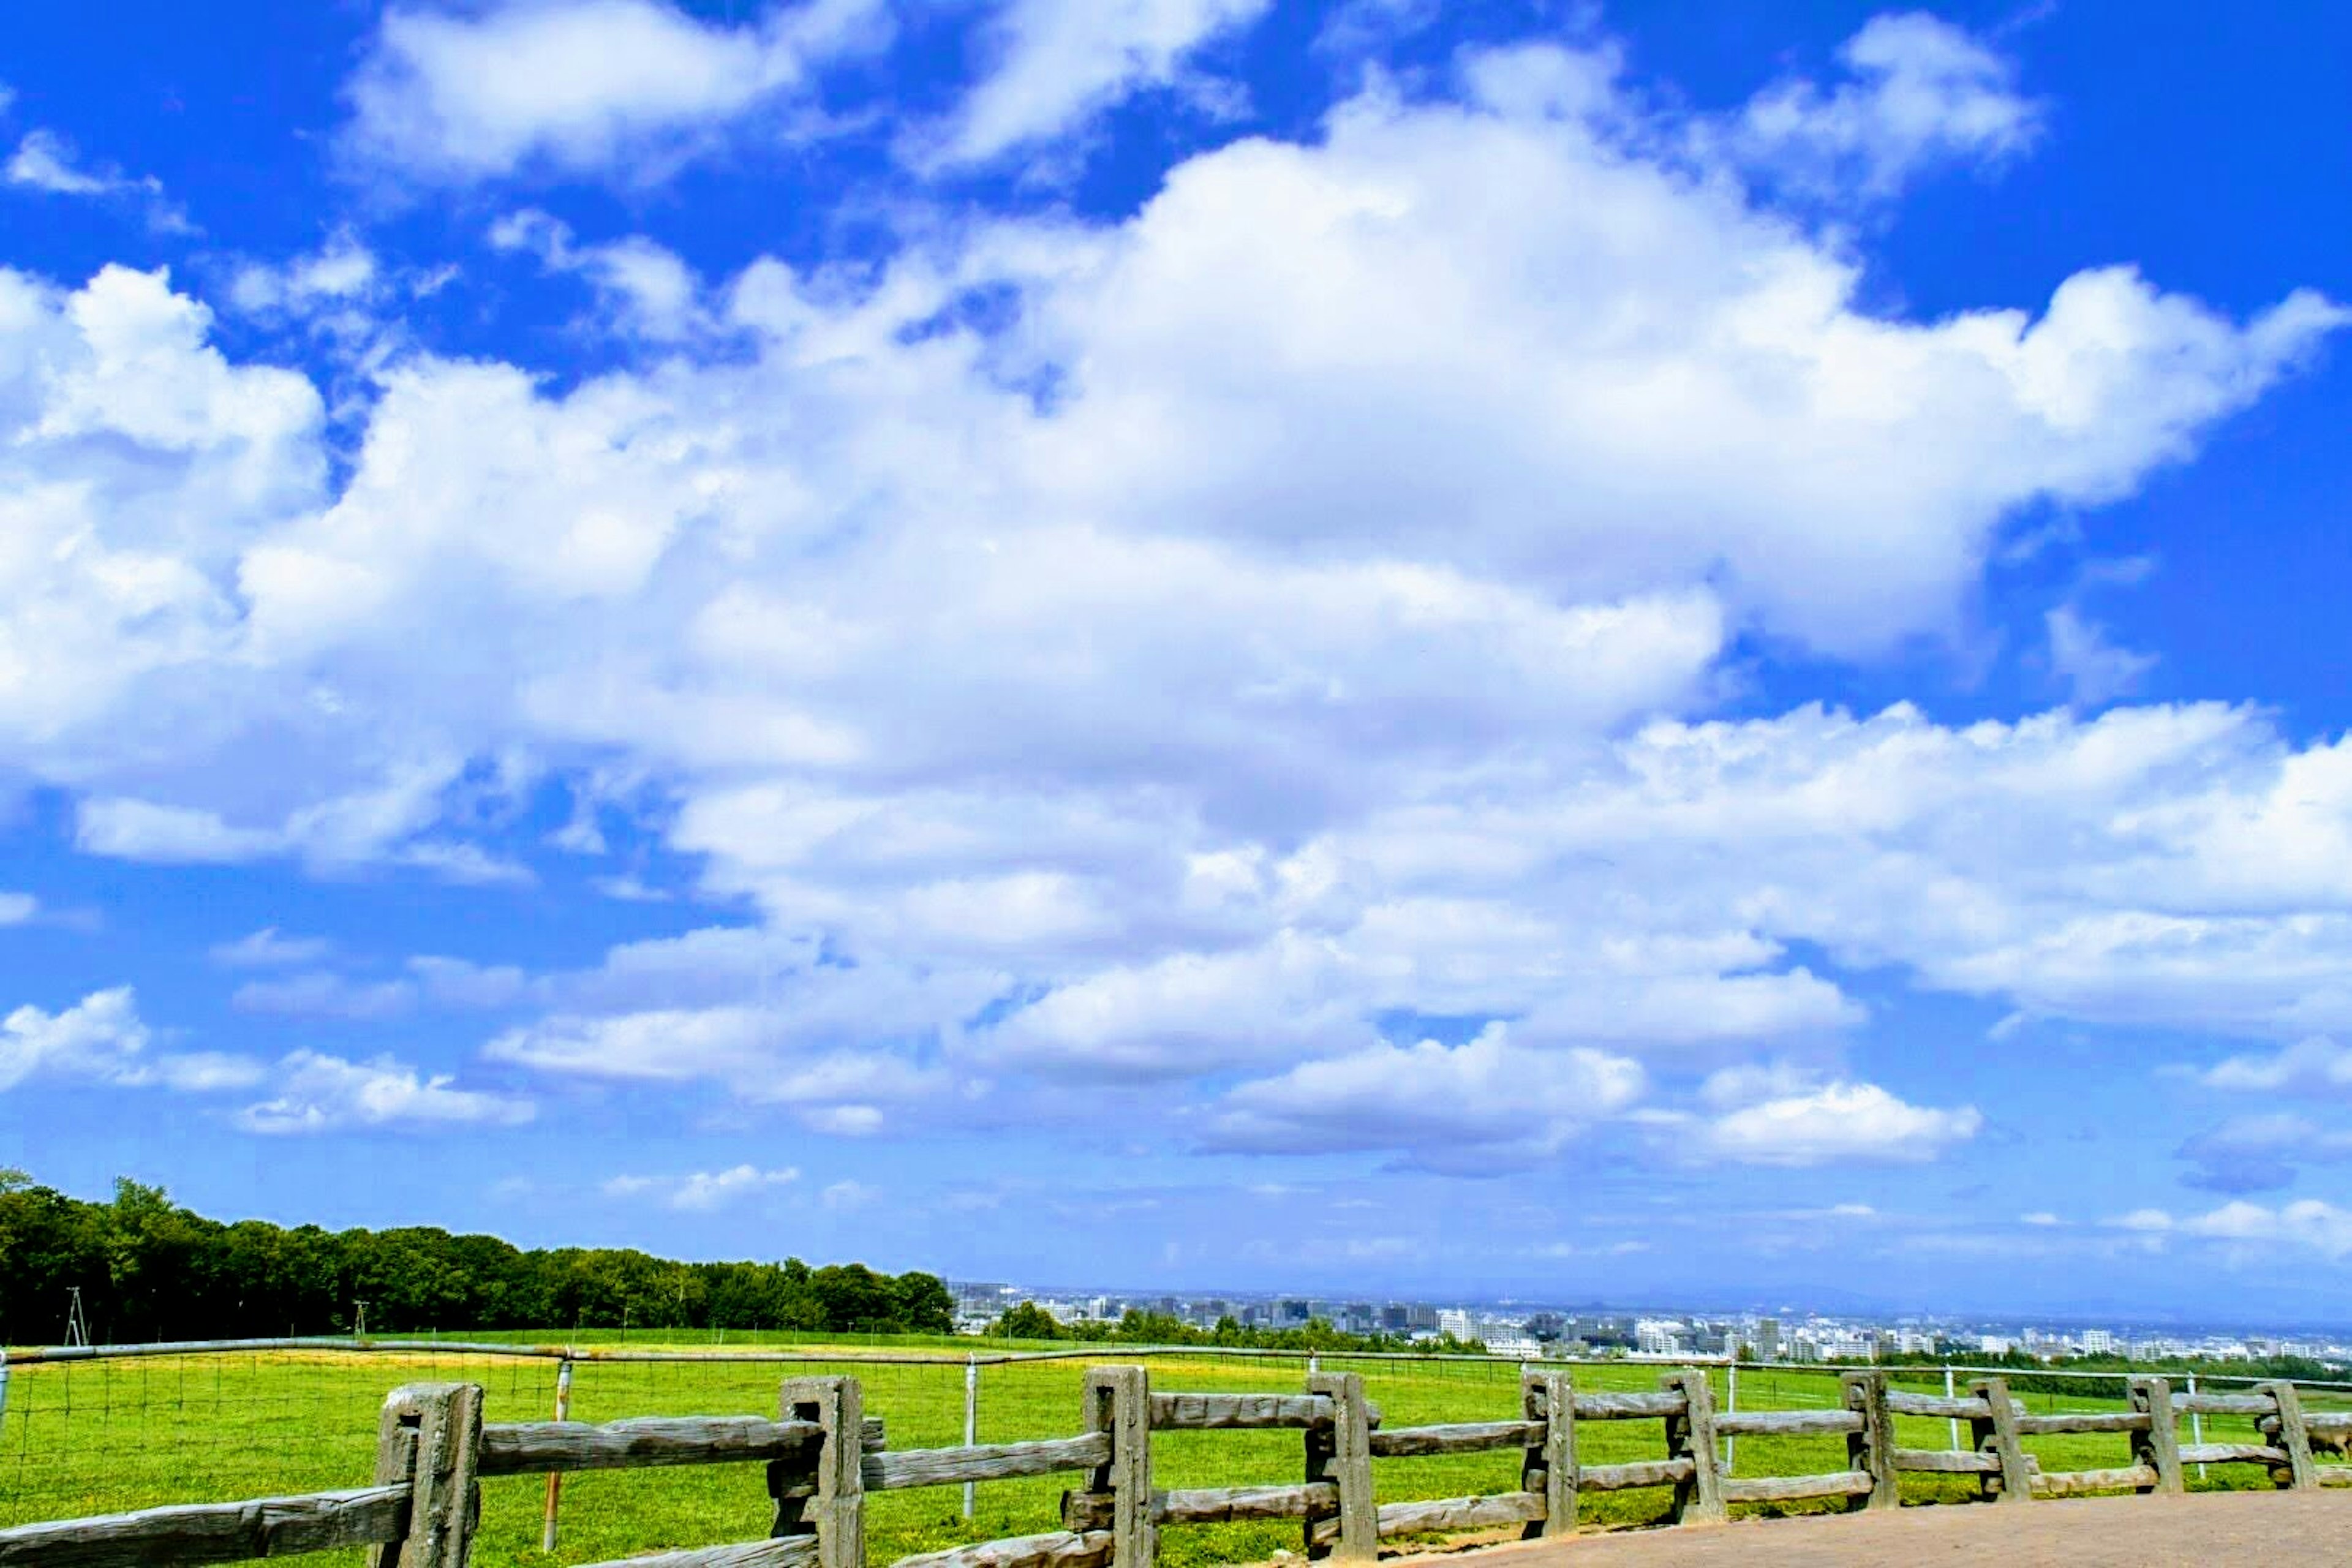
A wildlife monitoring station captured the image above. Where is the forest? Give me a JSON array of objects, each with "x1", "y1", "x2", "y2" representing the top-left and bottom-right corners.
[{"x1": 0, "y1": 1171, "x2": 953, "y2": 1345}]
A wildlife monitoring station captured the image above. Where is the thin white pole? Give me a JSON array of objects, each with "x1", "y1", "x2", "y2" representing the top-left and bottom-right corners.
[
  {"x1": 962, "y1": 1354, "x2": 979, "y2": 1520},
  {"x1": 1725, "y1": 1362, "x2": 1738, "y2": 1474},
  {"x1": 543, "y1": 1358, "x2": 575, "y2": 1551},
  {"x1": 2188, "y1": 1374, "x2": 2206, "y2": 1480},
  {"x1": 1947, "y1": 1365, "x2": 1961, "y2": 1450}
]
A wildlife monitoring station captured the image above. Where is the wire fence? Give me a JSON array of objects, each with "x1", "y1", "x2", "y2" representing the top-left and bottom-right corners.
[{"x1": 5, "y1": 1338, "x2": 2347, "y2": 1559}]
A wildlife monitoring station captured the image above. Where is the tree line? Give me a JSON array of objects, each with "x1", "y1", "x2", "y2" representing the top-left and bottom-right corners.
[{"x1": 0, "y1": 1172, "x2": 952, "y2": 1346}]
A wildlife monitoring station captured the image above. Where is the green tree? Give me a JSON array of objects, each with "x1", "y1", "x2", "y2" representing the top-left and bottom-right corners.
[{"x1": 988, "y1": 1301, "x2": 1061, "y2": 1340}]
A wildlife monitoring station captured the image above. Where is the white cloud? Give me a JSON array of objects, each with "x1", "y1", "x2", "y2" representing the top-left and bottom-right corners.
[
  {"x1": 0, "y1": 23, "x2": 2346, "y2": 1175},
  {"x1": 2046, "y1": 604, "x2": 2157, "y2": 706},
  {"x1": 605, "y1": 1163, "x2": 799, "y2": 1210},
  {"x1": 821, "y1": 1177, "x2": 879, "y2": 1210},
  {"x1": 1207, "y1": 1023, "x2": 1645, "y2": 1173},
  {"x1": 0, "y1": 892, "x2": 35, "y2": 925},
  {"x1": 235, "y1": 1049, "x2": 535, "y2": 1133},
  {"x1": 1727, "y1": 12, "x2": 2042, "y2": 197},
  {"x1": 2020, "y1": 1211, "x2": 2062, "y2": 1226},
  {"x1": 344, "y1": 0, "x2": 886, "y2": 184},
  {"x1": 924, "y1": 0, "x2": 1270, "y2": 169},
  {"x1": 484, "y1": 979, "x2": 967, "y2": 1134},
  {"x1": 6, "y1": 129, "x2": 193, "y2": 232},
  {"x1": 0, "y1": 987, "x2": 153, "y2": 1091},
  {"x1": 1699, "y1": 1079, "x2": 1982, "y2": 1166},
  {"x1": 227, "y1": 231, "x2": 382, "y2": 320},
  {"x1": 2120, "y1": 1199, "x2": 2352, "y2": 1261},
  {"x1": 0, "y1": 987, "x2": 264, "y2": 1095},
  {"x1": 210, "y1": 927, "x2": 336, "y2": 968},
  {"x1": 8, "y1": 129, "x2": 117, "y2": 196},
  {"x1": 491, "y1": 210, "x2": 711, "y2": 341},
  {"x1": 2194, "y1": 1036, "x2": 2352, "y2": 1095}
]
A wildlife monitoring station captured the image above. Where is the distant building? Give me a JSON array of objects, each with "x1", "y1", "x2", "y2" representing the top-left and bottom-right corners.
[
  {"x1": 1755, "y1": 1317, "x2": 1781, "y2": 1360},
  {"x1": 1438, "y1": 1308, "x2": 1473, "y2": 1339},
  {"x1": 2081, "y1": 1329, "x2": 2116, "y2": 1354}
]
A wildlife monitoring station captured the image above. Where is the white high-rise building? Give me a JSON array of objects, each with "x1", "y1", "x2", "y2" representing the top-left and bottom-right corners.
[{"x1": 2081, "y1": 1329, "x2": 2116, "y2": 1354}]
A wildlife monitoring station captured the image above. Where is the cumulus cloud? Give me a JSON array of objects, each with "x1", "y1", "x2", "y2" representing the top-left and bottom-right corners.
[
  {"x1": 1206, "y1": 1024, "x2": 1645, "y2": 1173},
  {"x1": 0, "y1": 988, "x2": 154, "y2": 1091},
  {"x1": 343, "y1": 0, "x2": 886, "y2": 184},
  {"x1": 227, "y1": 231, "x2": 381, "y2": 318},
  {"x1": 0, "y1": 987, "x2": 264, "y2": 1094},
  {"x1": 1726, "y1": 12, "x2": 2042, "y2": 197},
  {"x1": 0, "y1": 18, "x2": 2345, "y2": 1178},
  {"x1": 489, "y1": 210, "x2": 710, "y2": 341},
  {"x1": 605, "y1": 1163, "x2": 799, "y2": 1210},
  {"x1": 1698, "y1": 1077, "x2": 1982, "y2": 1166},
  {"x1": 235, "y1": 1050, "x2": 534, "y2": 1133},
  {"x1": 922, "y1": 0, "x2": 1269, "y2": 169}
]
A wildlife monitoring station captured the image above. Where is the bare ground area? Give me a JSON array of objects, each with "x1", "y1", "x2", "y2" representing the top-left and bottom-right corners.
[{"x1": 1431, "y1": 1491, "x2": 2352, "y2": 1566}]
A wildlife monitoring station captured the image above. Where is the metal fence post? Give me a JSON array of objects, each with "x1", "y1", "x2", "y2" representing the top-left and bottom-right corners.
[
  {"x1": 1724, "y1": 1362, "x2": 1736, "y2": 1474},
  {"x1": 541, "y1": 1356, "x2": 575, "y2": 1551},
  {"x1": 2187, "y1": 1373, "x2": 2206, "y2": 1480},
  {"x1": 1945, "y1": 1365, "x2": 1959, "y2": 1452},
  {"x1": 962, "y1": 1354, "x2": 979, "y2": 1520}
]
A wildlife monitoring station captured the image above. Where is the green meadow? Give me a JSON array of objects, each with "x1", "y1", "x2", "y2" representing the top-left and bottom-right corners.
[{"x1": 2, "y1": 1345, "x2": 2333, "y2": 1566}]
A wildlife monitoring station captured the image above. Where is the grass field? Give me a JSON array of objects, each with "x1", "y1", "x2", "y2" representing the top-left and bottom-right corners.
[{"x1": 3, "y1": 1344, "x2": 2338, "y2": 1567}]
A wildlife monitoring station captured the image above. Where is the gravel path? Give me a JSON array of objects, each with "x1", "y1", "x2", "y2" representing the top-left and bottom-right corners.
[{"x1": 1448, "y1": 1491, "x2": 2352, "y2": 1565}]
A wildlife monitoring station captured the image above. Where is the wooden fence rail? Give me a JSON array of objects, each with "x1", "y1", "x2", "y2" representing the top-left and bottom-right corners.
[{"x1": 5, "y1": 1365, "x2": 2351, "y2": 1568}]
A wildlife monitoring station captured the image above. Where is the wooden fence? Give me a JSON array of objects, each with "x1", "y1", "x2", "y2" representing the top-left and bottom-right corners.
[{"x1": 2, "y1": 1365, "x2": 2348, "y2": 1568}]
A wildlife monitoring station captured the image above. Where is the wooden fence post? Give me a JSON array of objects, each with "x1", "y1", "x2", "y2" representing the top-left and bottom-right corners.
[
  {"x1": 1967, "y1": 1378, "x2": 2032, "y2": 1506},
  {"x1": 772, "y1": 1376, "x2": 864, "y2": 1568},
  {"x1": 1520, "y1": 1370, "x2": 1575, "y2": 1539},
  {"x1": 2127, "y1": 1378, "x2": 2182, "y2": 1494},
  {"x1": 1304, "y1": 1371, "x2": 1375, "y2": 1561},
  {"x1": 2258, "y1": 1382, "x2": 2316, "y2": 1490},
  {"x1": 1839, "y1": 1372, "x2": 1897, "y2": 1511},
  {"x1": 1660, "y1": 1369, "x2": 1725, "y2": 1523},
  {"x1": 1084, "y1": 1366, "x2": 1153, "y2": 1568},
  {"x1": 370, "y1": 1382, "x2": 483, "y2": 1568}
]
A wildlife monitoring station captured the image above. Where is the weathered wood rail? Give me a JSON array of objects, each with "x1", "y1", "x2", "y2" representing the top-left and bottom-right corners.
[{"x1": 5, "y1": 1365, "x2": 2350, "y2": 1568}]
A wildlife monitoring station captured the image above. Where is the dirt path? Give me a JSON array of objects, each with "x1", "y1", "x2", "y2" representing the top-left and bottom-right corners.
[{"x1": 1447, "y1": 1491, "x2": 2352, "y2": 1565}]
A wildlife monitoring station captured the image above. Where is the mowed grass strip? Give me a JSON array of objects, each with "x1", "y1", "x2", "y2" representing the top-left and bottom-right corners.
[{"x1": 3, "y1": 1348, "x2": 2339, "y2": 1568}]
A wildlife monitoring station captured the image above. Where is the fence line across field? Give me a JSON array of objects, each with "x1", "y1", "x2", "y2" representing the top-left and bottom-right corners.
[
  {"x1": 14, "y1": 1335, "x2": 2351, "y2": 1388},
  {"x1": 6, "y1": 1360, "x2": 2351, "y2": 1568},
  {"x1": 8, "y1": 1335, "x2": 2347, "y2": 1543}
]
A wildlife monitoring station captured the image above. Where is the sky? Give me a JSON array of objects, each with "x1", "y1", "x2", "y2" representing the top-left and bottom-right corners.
[{"x1": 2, "y1": 0, "x2": 2350, "y2": 1324}]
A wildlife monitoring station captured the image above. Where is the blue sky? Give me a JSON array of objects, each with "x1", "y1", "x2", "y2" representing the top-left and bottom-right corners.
[{"x1": 3, "y1": 1, "x2": 2351, "y2": 1322}]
